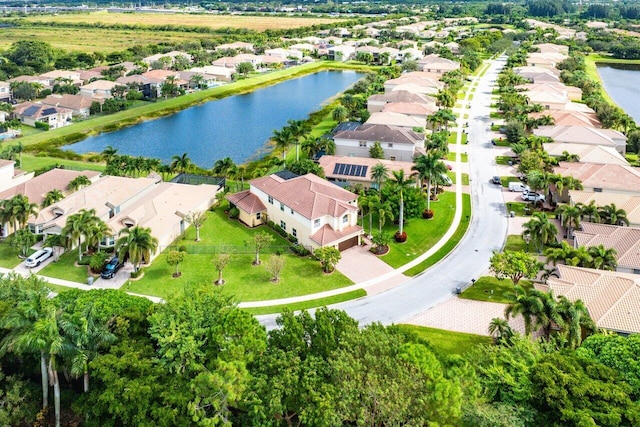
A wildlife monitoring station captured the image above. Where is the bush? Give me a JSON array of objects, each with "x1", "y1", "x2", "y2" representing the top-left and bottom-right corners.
[
  {"x1": 77, "y1": 256, "x2": 91, "y2": 266},
  {"x1": 286, "y1": 233, "x2": 298, "y2": 244},
  {"x1": 130, "y1": 269, "x2": 143, "y2": 279},
  {"x1": 89, "y1": 252, "x2": 110, "y2": 273},
  {"x1": 291, "y1": 244, "x2": 310, "y2": 257},
  {"x1": 178, "y1": 245, "x2": 188, "y2": 253},
  {"x1": 228, "y1": 207, "x2": 240, "y2": 219},
  {"x1": 34, "y1": 121, "x2": 50, "y2": 131},
  {"x1": 273, "y1": 225, "x2": 287, "y2": 238}
]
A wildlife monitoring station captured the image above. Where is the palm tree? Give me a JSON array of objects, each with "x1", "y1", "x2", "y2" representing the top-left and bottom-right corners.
[
  {"x1": 555, "y1": 204, "x2": 581, "y2": 239},
  {"x1": 61, "y1": 208, "x2": 97, "y2": 261},
  {"x1": 587, "y1": 245, "x2": 617, "y2": 270},
  {"x1": 101, "y1": 145, "x2": 118, "y2": 162},
  {"x1": 577, "y1": 200, "x2": 599, "y2": 223},
  {"x1": 366, "y1": 194, "x2": 380, "y2": 238},
  {"x1": 374, "y1": 198, "x2": 394, "y2": 234},
  {"x1": 488, "y1": 317, "x2": 514, "y2": 344},
  {"x1": 559, "y1": 150, "x2": 580, "y2": 162},
  {"x1": 370, "y1": 163, "x2": 389, "y2": 192},
  {"x1": 390, "y1": 169, "x2": 414, "y2": 237},
  {"x1": 504, "y1": 285, "x2": 545, "y2": 336},
  {"x1": 116, "y1": 226, "x2": 159, "y2": 273},
  {"x1": 11, "y1": 194, "x2": 38, "y2": 230},
  {"x1": 212, "y1": 157, "x2": 236, "y2": 179},
  {"x1": 87, "y1": 219, "x2": 111, "y2": 253},
  {"x1": 598, "y1": 203, "x2": 629, "y2": 226},
  {"x1": 557, "y1": 296, "x2": 595, "y2": 349},
  {"x1": 535, "y1": 290, "x2": 563, "y2": 339},
  {"x1": 0, "y1": 198, "x2": 17, "y2": 235},
  {"x1": 42, "y1": 189, "x2": 65, "y2": 208},
  {"x1": 272, "y1": 128, "x2": 295, "y2": 162},
  {"x1": 332, "y1": 105, "x2": 348, "y2": 122},
  {"x1": 170, "y1": 153, "x2": 192, "y2": 174},
  {"x1": 412, "y1": 152, "x2": 447, "y2": 213},
  {"x1": 522, "y1": 212, "x2": 558, "y2": 253}
]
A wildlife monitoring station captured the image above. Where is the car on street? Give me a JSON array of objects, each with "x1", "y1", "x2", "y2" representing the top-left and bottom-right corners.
[
  {"x1": 101, "y1": 257, "x2": 124, "y2": 279},
  {"x1": 24, "y1": 247, "x2": 53, "y2": 268},
  {"x1": 521, "y1": 191, "x2": 545, "y2": 203},
  {"x1": 492, "y1": 176, "x2": 501, "y2": 185}
]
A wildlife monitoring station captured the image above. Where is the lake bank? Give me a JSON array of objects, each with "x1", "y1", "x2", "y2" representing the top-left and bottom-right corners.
[
  {"x1": 586, "y1": 54, "x2": 640, "y2": 114},
  {"x1": 21, "y1": 61, "x2": 374, "y2": 155}
]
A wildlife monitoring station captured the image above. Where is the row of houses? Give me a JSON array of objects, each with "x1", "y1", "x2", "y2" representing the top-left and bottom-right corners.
[{"x1": 515, "y1": 43, "x2": 640, "y2": 334}]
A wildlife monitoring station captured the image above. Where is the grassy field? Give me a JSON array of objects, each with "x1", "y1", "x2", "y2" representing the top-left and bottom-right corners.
[
  {"x1": 395, "y1": 324, "x2": 492, "y2": 356},
  {"x1": 39, "y1": 251, "x2": 94, "y2": 284},
  {"x1": 504, "y1": 234, "x2": 527, "y2": 252},
  {"x1": 125, "y1": 209, "x2": 353, "y2": 301},
  {"x1": 0, "y1": 238, "x2": 29, "y2": 269},
  {"x1": 19, "y1": 154, "x2": 106, "y2": 173},
  {"x1": 459, "y1": 276, "x2": 531, "y2": 304},
  {"x1": 506, "y1": 201, "x2": 529, "y2": 217},
  {"x1": 242, "y1": 289, "x2": 367, "y2": 315}
]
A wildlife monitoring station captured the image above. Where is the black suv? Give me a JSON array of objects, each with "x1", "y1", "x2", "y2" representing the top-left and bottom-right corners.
[{"x1": 101, "y1": 257, "x2": 123, "y2": 279}]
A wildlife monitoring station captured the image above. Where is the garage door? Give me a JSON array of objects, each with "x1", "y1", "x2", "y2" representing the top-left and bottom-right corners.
[{"x1": 338, "y1": 236, "x2": 359, "y2": 251}]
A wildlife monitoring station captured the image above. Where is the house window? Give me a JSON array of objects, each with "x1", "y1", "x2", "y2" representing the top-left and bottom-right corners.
[
  {"x1": 343, "y1": 215, "x2": 348, "y2": 224},
  {"x1": 634, "y1": 269, "x2": 640, "y2": 274},
  {"x1": 256, "y1": 212, "x2": 261, "y2": 220},
  {"x1": 388, "y1": 143, "x2": 393, "y2": 148},
  {"x1": 280, "y1": 220, "x2": 286, "y2": 230},
  {"x1": 268, "y1": 195, "x2": 273, "y2": 204},
  {"x1": 390, "y1": 156, "x2": 396, "y2": 161},
  {"x1": 594, "y1": 188, "x2": 603, "y2": 193},
  {"x1": 280, "y1": 203, "x2": 285, "y2": 211},
  {"x1": 290, "y1": 208, "x2": 294, "y2": 214},
  {"x1": 292, "y1": 228, "x2": 297, "y2": 237},
  {"x1": 359, "y1": 141, "x2": 367, "y2": 147},
  {"x1": 314, "y1": 218, "x2": 320, "y2": 227}
]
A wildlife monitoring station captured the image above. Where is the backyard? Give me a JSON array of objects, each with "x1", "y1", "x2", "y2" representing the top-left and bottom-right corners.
[{"x1": 124, "y1": 209, "x2": 354, "y2": 301}]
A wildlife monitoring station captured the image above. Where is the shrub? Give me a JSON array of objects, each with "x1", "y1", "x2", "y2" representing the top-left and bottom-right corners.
[
  {"x1": 178, "y1": 245, "x2": 188, "y2": 253},
  {"x1": 89, "y1": 252, "x2": 110, "y2": 273},
  {"x1": 130, "y1": 269, "x2": 143, "y2": 279},
  {"x1": 286, "y1": 233, "x2": 298, "y2": 244},
  {"x1": 77, "y1": 257, "x2": 91, "y2": 266},
  {"x1": 34, "y1": 121, "x2": 50, "y2": 131},
  {"x1": 228, "y1": 207, "x2": 240, "y2": 219},
  {"x1": 291, "y1": 244, "x2": 310, "y2": 257}
]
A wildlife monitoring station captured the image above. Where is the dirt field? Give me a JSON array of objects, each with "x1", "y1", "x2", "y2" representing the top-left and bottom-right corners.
[{"x1": 24, "y1": 11, "x2": 344, "y2": 31}]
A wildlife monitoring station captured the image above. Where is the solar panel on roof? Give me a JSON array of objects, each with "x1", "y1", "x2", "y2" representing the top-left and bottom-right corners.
[
  {"x1": 346, "y1": 164, "x2": 354, "y2": 176},
  {"x1": 23, "y1": 106, "x2": 40, "y2": 117},
  {"x1": 333, "y1": 164, "x2": 341, "y2": 175},
  {"x1": 41, "y1": 108, "x2": 57, "y2": 116},
  {"x1": 360, "y1": 166, "x2": 368, "y2": 177},
  {"x1": 337, "y1": 163, "x2": 347, "y2": 175}
]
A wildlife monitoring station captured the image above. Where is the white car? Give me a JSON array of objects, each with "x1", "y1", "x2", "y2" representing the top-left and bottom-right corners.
[
  {"x1": 521, "y1": 192, "x2": 545, "y2": 203},
  {"x1": 24, "y1": 247, "x2": 53, "y2": 268}
]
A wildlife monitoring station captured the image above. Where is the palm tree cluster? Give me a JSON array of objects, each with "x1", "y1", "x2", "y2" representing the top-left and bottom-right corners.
[
  {"x1": 116, "y1": 225, "x2": 159, "y2": 273},
  {"x1": 545, "y1": 241, "x2": 618, "y2": 271},
  {"x1": 501, "y1": 285, "x2": 596, "y2": 349},
  {"x1": 0, "y1": 274, "x2": 115, "y2": 427},
  {"x1": 60, "y1": 209, "x2": 111, "y2": 261},
  {"x1": 271, "y1": 119, "x2": 311, "y2": 162},
  {"x1": 0, "y1": 194, "x2": 38, "y2": 233}
]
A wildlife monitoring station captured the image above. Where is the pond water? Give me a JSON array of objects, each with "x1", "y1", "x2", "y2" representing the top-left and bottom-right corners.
[
  {"x1": 596, "y1": 63, "x2": 640, "y2": 123},
  {"x1": 63, "y1": 70, "x2": 363, "y2": 168}
]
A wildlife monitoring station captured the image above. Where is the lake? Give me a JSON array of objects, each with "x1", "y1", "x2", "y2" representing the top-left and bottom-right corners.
[
  {"x1": 63, "y1": 70, "x2": 363, "y2": 168},
  {"x1": 596, "y1": 63, "x2": 640, "y2": 123}
]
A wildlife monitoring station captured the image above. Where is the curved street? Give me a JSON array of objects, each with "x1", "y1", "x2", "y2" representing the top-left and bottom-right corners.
[{"x1": 258, "y1": 57, "x2": 509, "y2": 328}]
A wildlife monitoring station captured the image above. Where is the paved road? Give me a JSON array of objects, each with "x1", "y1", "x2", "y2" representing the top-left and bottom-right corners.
[{"x1": 257, "y1": 57, "x2": 509, "y2": 328}]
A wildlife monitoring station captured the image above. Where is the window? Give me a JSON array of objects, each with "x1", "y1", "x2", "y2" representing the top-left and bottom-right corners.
[
  {"x1": 314, "y1": 218, "x2": 320, "y2": 227},
  {"x1": 594, "y1": 188, "x2": 603, "y2": 193},
  {"x1": 280, "y1": 220, "x2": 286, "y2": 230},
  {"x1": 343, "y1": 215, "x2": 349, "y2": 224},
  {"x1": 359, "y1": 141, "x2": 367, "y2": 147},
  {"x1": 387, "y1": 143, "x2": 393, "y2": 148},
  {"x1": 634, "y1": 269, "x2": 640, "y2": 275},
  {"x1": 280, "y1": 203, "x2": 285, "y2": 211},
  {"x1": 256, "y1": 212, "x2": 261, "y2": 220},
  {"x1": 390, "y1": 156, "x2": 396, "y2": 161},
  {"x1": 268, "y1": 195, "x2": 273, "y2": 204},
  {"x1": 292, "y1": 228, "x2": 297, "y2": 237}
]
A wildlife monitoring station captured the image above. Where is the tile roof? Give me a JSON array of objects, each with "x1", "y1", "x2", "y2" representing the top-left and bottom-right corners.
[
  {"x1": 547, "y1": 265, "x2": 640, "y2": 334},
  {"x1": 365, "y1": 112, "x2": 426, "y2": 128},
  {"x1": 574, "y1": 223, "x2": 640, "y2": 270},
  {"x1": 13, "y1": 102, "x2": 72, "y2": 119},
  {"x1": 41, "y1": 94, "x2": 94, "y2": 111},
  {"x1": 333, "y1": 123, "x2": 424, "y2": 145},
  {"x1": 555, "y1": 162, "x2": 640, "y2": 193},
  {"x1": 0, "y1": 169, "x2": 100, "y2": 205},
  {"x1": 570, "y1": 190, "x2": 640, "y2": 226},
  {"x1": 529, "y1": 110, "x2": 600, "y2": 128},
  {"x1": 369, "y1": 90, "x2": 436, "y2": 106},
  {"x1": 535, "y1": 125, "x2": 626, "y2": 147},
  {"x1": 249, "y1": 173, "x2": 358, "y2": 220},
  {"x1": 310, "y1": 224, "x2": 363, "y2": 246},
  {"x1": 544, "y1": 142, "x2": 628, "y2": 165},
  {"x1": 382, "y1": 102, "x2": 438, "y2": 117},
  {"x1": 80, "y1": 80, "x2": 118, "y2": 90},
  {"x1": 318, "y1": 155, "x2": 414, "y2": 183},
  {"x1": 225, "y1": 190, "x2": 266, "y2": 214}
]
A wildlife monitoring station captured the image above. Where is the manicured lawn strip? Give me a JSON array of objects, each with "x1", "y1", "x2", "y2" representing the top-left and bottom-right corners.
[
  {"x1": 19, "y1": 154, "x2": 106, "y2": 173},
  {"x1": 459, "y1": 276, "x2": 532, "y2": 304},
  {"x1": 447, "y1": 132, "x2": 468, "y2": 145},
  {"x1": 44, "y1": 283, "x2": 78, "y2": 294},
  {"x1": 500, "y1": 176, "x2": 521, "y2": 187},
  {"x1": 39, "y1": 251, "x2": 93, "y2": 284},
  {"x1": 506, "y1": 201, "x2": 528, "y2": 217},
  {"x1": 20, "y1": 61, "x2": 372, "y2": 151},
  {"x1": 381, "y1": 192, "x2": 457, "y2": 268},
  {"x1": 125, "y1": 209, "x2": 353, "y2": 301},
  {"x1": 0, "y1": 238, "x2": 27, "y2": 269},
  {"x1": 495, "y1": 155, "x2": 515, "y2": 165},
  {"x1": 241, "y1": 289, "x2": 367, "y2": 315},
  {"x1": 404, "y1": 194, "x2": 471, "y2": 276},
  {"x1": 492, "y1": 139, "x2": 510, "y2": 147},
  {"x1": 446, "y1": 152, "x2": 468, "y2": 162},
  {"x1": 395, "y1": 324, "x2": 492, "y2": 356},
  {"x1": 505, "y1": 234, "x2": 527, "y2": 252}
]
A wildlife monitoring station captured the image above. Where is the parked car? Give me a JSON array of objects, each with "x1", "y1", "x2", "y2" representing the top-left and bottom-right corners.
[
  {"x1": 440, "y1": 173, "x2": 453, "y2": 186},
  {"x1": 509, "y1": 182, "x2": 530, "y2": 192},
  {"x1": 24, "y1": 247, "x2": 53, "y2": 268},
  {"x1": 101, "y1": 257, "x2": 123, "y2": 279},
  {"x1": 492, "y1": 176, "x2": 502, "y2": 185},
  {"x1": 522, "y1": 191, "x2": 545, "y2": 203}
]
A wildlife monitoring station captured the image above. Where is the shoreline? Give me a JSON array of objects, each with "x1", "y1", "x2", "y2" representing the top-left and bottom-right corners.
[
  {"x1": 21, "y1": 61, "x2": 374, "y2": 157},
  {"x1": 585, "y1": 53, "x2": 640, "y2": 114}
]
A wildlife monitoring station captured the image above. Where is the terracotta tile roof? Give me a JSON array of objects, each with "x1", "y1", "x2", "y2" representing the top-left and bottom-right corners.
[
  {"x1": 555, "y1": 162, "x2": 640, "y2": 193},
  {"x1": 382, "y1": 102, "x2": 438, "y2": 117},
  {"x1": 249, "y1": 173, "x2": 358, "y2": 220},
  {"x1": 574, "y1": 223, "x2": 640, "y2": 270},
  {"x1": 569, "y1": 190, "x2": 640, "y2": 226},
  {"x1": 80, "y1": 80, "x2": 118, "y2": 90},
  {"x1": 366, "y1": 112, "x2": 426, "y2": 128},
  {"x1": 13, "y1": 102, "x2": 72, "y2": 119},
  {"x1": 310, "y1": 224, "x2": 363, "y2": 246},
  {"x1": 529, "y1": 110, "x2": 600, "y2": 128},
  {"x1": 369, "y1": 90, "x2": 436, "y2": 106},
  {"x1": 334, "y1": 124, "x2": 424, "y2": 145},
  {"x1": 544, "y1": 143, "x2": 627, "y2": 165},
  {"x1": 0, "y1": 169, "x2": 100, "y2": 206},
  {"x1": 41, "y1": 94, "x2": 94, "y2": 111},
  {"x1": 547, "y1": 265, "x2": 640, "y2": 333},
  {"x1": 385, "y1": 75, "x2": 445, "y2": 90},
  {"x1": 535, "y1": 125, "x2": 626, "y2": 147},
  {"x1": 226, "y1": 190, "x2": 266, "y2": 214}
]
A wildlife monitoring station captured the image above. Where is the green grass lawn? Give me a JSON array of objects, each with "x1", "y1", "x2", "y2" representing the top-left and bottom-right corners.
[
  {"x1": 500, "y1": 176, "x2": 521, "y2": 187},
  {"x1": 625, "y1": 153, "x2": 639, "y2": 166},
  {"x1": 0, "y1": 238, "x2": 29, "y2": 269},
  {"x1": 459, "y1": 276, "x2": 531, "y2": 304},
  {"x1": 379, "y1": 192, "x2": 457, "y2": 269},
  {"x1": 489, "y1": 112, "x2": 502, "y2": 119},
  {"x1": 495, "y1": 155, "x2": 516, "y2": 165},
  {"x1": 504, "y1": 234, "x2": 528, "y2": 252},
  {"x1": 447, "y1": 132, "x2": 468, "y2": 145},
  {"x1": 242, "y1": 289, "x2": 367, "y2": 315},
  {"x1": 405, "y1": 194, "x2": 471, "y2": 276},
  {"x1": 446, "y1": 152, "x2": 468, "y2": 162},
  {"x1": 395, "y1": 324, "x2": 492, "y2": 356},
  {"x1": 492, "y1": 139, "x2": 510, "y2": 147},
  {"x1": 506, "y1": 201, "x2": 529, "y2": 217},
  {"x1": 19, "y1": 154, "x2": 106, "y2": 173},
  {"x1": 38, "y1": 251, "x2": 94, "y2": 284},
  {"x1": 125, "y1": 209, "x2": 353, "y2": 301}
]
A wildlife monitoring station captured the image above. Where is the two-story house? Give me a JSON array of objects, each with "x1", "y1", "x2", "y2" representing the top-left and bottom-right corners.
[
  {"x1": 226, "y1": 173, "x2": 363, "y2": 251},
  {"x1": 333, "y1": 124, "x2": 425, "y2": 161}
]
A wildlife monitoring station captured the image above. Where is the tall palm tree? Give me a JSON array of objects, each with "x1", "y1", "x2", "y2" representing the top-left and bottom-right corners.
[
  {"x1": 390, "y1": 169, "x2": 414, "y2": 237},
  {"x1": 272, "y1": 128, "x2": 295, "y2": 162},
  {"x1": 42, "y1": 189, "x2": 65, "y2": 208},
  {"x1": 374, "y1": 198, "x2": 394, "y2": 234},
  {"x1": 212, "y1": 157, "x2": 236, "y2": 179},
  {"x1": 370, "y1": 163, "x2": 389, "y2": 192},
  {"x1": 557, "y1": 296, "x2": 595, "y2": 349},
  {"x1": 587, "y1": 245, "x2": 617, "y2": 270},
  {"x1": 598, "y1": 203, "x2": 629, "y2": 226},
  {"x1": 61, "y1": 208, "x2": 97, "y2": 261},
  {"x1": 522, "y1": 212, "x2": 558, "y2": 253},
  {"x1": 101, "y1": 145, "x2": 118, "y2": 162},
  {"x1": 576, "y1": 200, "x2": 599, "y2": 223},
  {"x1": 87, "y1": 219, "x2": 111, "y2": 253},
  {"x1": 555, "y1": 204, "x2": 581, "y2": 239},
  {"x1": 488, "y1": 317, "x2": 514, "y2": 344},
  {"x1": 535, "y1": 290, "x2": 563, "y2": 340},
  {"x1": 0, "y1": 198, "x2": 18, "y2": 234},
  {"x1": 170, "y1": 152, "x2": 192, "y2": 174},
  {"x1": 116, "y1": 226, "x2": 159, "y2": 272},
  {"x1": 11, "y1": 194, "x2": 38, "y2": 230},
  {"x1": 413, "y1": 152, "x2": 447, "y2": 212},
  {"x1": 504, "y1": 285, "x2": 545, "y2": 336}
]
